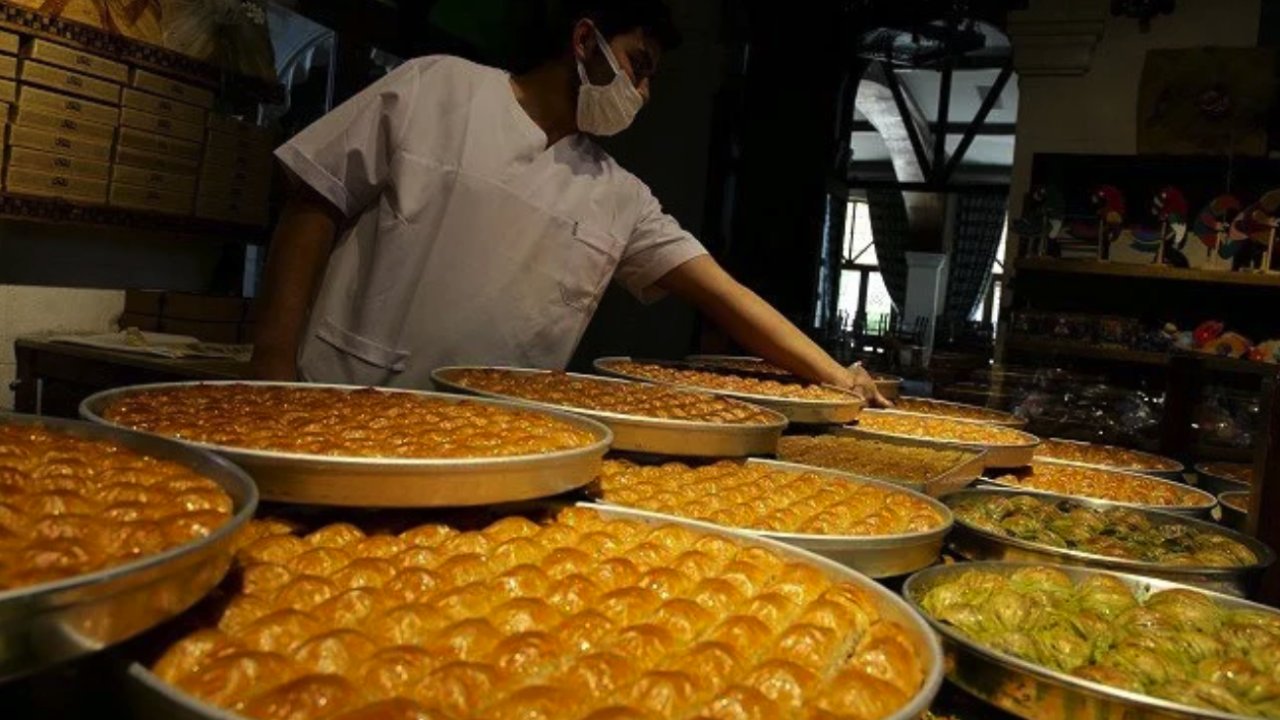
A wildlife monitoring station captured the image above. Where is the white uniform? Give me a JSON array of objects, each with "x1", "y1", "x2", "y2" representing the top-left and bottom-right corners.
[{"x1": 275, "y1": 55, "x2": 707, "y2": 388}]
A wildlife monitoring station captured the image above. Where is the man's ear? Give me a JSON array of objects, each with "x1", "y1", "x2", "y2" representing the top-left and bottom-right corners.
[{"x1": 571, "y1": 19, "x2": 596, "y2": 62}]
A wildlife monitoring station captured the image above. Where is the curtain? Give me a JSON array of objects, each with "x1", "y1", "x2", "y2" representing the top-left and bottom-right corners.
[
  {"x1": 865, "y1": 189, "x2": 909, "y2": 309},
  {"x1": 945, "y1": 193, "x2": 1008, "y2": 324}
]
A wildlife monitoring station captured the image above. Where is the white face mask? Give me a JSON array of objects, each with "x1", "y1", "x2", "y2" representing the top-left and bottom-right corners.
[{"x1": 576, "y1": 25, "x2": 645, "y2": 137}]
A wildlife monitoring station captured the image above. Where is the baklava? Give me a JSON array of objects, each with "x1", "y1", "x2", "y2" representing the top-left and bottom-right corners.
[{"x1": 598, "y1": 360, "x2": 858, "y2": 402}]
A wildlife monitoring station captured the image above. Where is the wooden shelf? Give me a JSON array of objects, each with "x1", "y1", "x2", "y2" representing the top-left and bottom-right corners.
[
  {"x1": 1006, "y1": 336, "x2": 1278, "y2": 377},
  {"x1": 1016, "y1": 257, "x2": 1280, "y2": 288},
  {"x1": 0, "y1": 191, "x2": 269, "y2": 242}
]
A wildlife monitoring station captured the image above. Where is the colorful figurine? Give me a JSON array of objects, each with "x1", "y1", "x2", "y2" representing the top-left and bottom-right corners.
[
  {"x1": 1151, "y1": 186, "x2": 1190, "y2": 267},
  {"x1": 1092, "y1": 185, "x2": 1126, "y2": 262},
  {"x1": 1189, "y1": 194, "x2": 1242, "y2": 270},
  {"x1": 1223, "y1": 189, "x2": 1280, "y2": 272}
]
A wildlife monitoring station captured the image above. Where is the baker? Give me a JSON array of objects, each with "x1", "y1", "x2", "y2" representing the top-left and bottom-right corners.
[{"x1": 252, "y1": 0, "x2": 888, "y2": 405}]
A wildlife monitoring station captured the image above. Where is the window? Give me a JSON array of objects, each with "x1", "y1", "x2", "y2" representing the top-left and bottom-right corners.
[
  {"x1": 837, "y1": 200, "x2": 894, "y2": 334},
  {"x1": 970, "y1": 215, "x2": 1008, "y2": 333}
]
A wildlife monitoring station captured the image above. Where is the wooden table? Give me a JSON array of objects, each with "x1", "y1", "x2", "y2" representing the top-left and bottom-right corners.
[{"x1": 12, "y1": 337, "x2": 250, "y2": 418}]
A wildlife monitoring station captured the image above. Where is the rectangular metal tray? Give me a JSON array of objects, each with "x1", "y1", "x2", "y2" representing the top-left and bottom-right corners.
[
  {"x1": 595, "y1": 356, "x2": 863, "y2": 425},
  {"x1": 0, "y1": 412, "x2": 257, "y2": 682},
  {"x1": 903, "y1": 561, "x2": 1280, "y2": 720},
  {"x1": 984, "y1": 458, "x2": 1218, "y2": 518},
  {"x1": 835, "y1": 410, "x2": 1040, "y2": 469},
  {"x1": 777, "y1": 431, "x2": 987, "y2": 497},
  {"x1": 126, "y1": 504, "x2": 945, "y2": 720},
  {"x1": 588, "y1": 457, "x2": 953, "y2": 578},
  {"x1": 943, "y1": 488, "x2": 1273, "y2": 597},
  {"x1": 79, "y1": 381, "x2": 612, "y2": 508},
  {"x1": 431, "y1": 366, "x2": 787, "y2": 458}
]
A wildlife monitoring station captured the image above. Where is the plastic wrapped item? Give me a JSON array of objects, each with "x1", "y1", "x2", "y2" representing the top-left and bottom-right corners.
[{"x1": 1194, "y1": 387, "x2": 1259, "y2": 449}]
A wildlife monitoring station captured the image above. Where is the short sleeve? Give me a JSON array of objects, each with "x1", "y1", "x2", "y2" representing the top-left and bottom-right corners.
[
  {"x1": 614, "y1": 181, "x2": 709, "y2": 303},
  {"x1": 274, "y1": 58, "x2": 433, "y2": 218}
]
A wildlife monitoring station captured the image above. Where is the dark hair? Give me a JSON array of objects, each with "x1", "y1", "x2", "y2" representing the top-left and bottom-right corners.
[{"x1": 531, "y1": 0, "x2": 681, "y2": 65}]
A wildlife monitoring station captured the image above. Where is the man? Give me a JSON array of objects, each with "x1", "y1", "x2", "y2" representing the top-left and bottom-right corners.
[{"x1": 252, "y1": 0, "x2": 887, "y2": 404}]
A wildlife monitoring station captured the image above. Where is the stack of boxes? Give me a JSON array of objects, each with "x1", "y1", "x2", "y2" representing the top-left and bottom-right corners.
[
  {"x1": 199, "y1": 114, "x2": 273, "y2": 225},
  {"x1": 0, "y1": 34, "x2": 274, "y2": 226},
  {"x1": 7, "y1": 37, "x2": 125, "y2": 204},
  {"x1": 110, "y1": 68, "x2": 213, "y2": 215}
]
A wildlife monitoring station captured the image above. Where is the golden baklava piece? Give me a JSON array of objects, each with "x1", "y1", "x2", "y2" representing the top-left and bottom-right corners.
[
  {"x1": 598, "y1": 360, "x2": 859, "y2": 402},
  {"x1": 103, "y1": 384, "x2": 597, "y2": 458},
  {"x1": 0, "y1": 423, "x2": 232, "y2": 590},
  {"x1": 152, "y1": 508, "x2": 926, "y2": 720},
  {"x1": 596, "y1": 460, "x2": 944, "y2": 536}
]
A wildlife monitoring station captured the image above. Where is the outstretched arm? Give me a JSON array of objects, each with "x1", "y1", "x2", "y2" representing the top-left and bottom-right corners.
[
  {"x1": 656, "y1": 255, "x2": 890, "y2": 406},
  {"x1": 249, "y1": 187, "x2": 342, "y2": 380}
]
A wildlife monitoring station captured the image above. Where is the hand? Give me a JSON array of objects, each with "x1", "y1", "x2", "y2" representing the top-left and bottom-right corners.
[{"x1": 841, "y1": 362, "x2": 892, "y2": 408}]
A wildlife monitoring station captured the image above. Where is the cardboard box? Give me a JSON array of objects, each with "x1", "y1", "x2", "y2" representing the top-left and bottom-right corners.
[
  {"x1": 195, "y1": 192, "x2": 269, "y2": 225},
  {"x1": 109, "y1": 182, "x2": 194, "y2": 215},
  {"x1": 117, "y1": 126, "x2": 201, "y2": 161},
  {"x1": 8, "y1": 146, "x2": 111, "y2": 180},
  {"x1": 113, "y1": 144, "x2": 199, "y2": 175},
  {"x1": 11, "y1": 105, "x2": 115, "y2": 142},
  {"x1": 0, "y1": 79, "x2": 15, "y2": 103},
  {"x1": 200, "y1": 162, "x2": 271, "y2": 189},
  {"x1": 164, "y1": 293, "x2": 247, "y2": 322},
  {"x1": 19, "y1": 60, "x2": 121, "y2": 105},
  {"x1": 0, "y1": 54, "x2": 16, "y2": 79},
  {"x1": 124, "y1": 289, "x2": 165, "y2": 316},
  {"x1": 18, "y1": 85, "x2": 118, "y2": 126},
  {"x1": 122, "y1": 88, "x2": 204, "y2": 125},
  {"x1": 206, "y1": 127, "x2": 274, "y2": 154},
  {"x1": 0, "y1": 31, "x2": 19, "y2": 56},
  {"x1": 25, "y1": 39, "x2": 129, "y2": 83},
  {"x1": 130, "y1": 68, "x2": 214, "y2": 109},
  {"x1": 112, "y1": 164, "x2": 197, "y2": 195},
  {"x1": 8, "y1": 124, "x2": 112, "y2": 161},
  {"x1": 197, "y1": 181, "x2": 268, "y2": 207},
  {"x1": 5, "y1": 164, "x2": 108, "y2": 203},
  {"x1": 201, "y1": 147, "x2": 273, "y2": 176},
  {"x1": 206, "y1": 113, "x2": 273, "y2": 143},
  {"x1": 119, "y1": 106, "x2": 203, "y2": 143}
]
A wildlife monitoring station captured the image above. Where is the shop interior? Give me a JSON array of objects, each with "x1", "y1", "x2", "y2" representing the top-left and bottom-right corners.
[{"x1": 3, "y1": 0, "x2": 1280, "y2": 718}]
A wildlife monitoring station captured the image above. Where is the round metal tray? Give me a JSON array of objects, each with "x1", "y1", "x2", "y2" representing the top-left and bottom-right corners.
[
  {"x1": 1033, "y1": 438, "x2": 1184, "y2": 480},
  {"x1": 80, "y1": 381, "x2": 612, "y2": 508},
  {"x1": 1219, "y1": 490, "x2": 1250, "y2": 532},
  {"x1": 904, "y1": 561, "x2": 1280, "y2": 720},
  {"x1": 982, "y1": 460, "x2": 1218, "y2": 518},
  {"x1": 776, "y1": 432, "x2": 988, "y2": 497},
  {"x1": 837, "y1": 410, "x2": 1040, "y2": 469},
  {"x1": 890, "y1": 396, "x2": 1027, "y2": 428},
  {"x1": 685, "y1": 354, "x2": 903, "y2": 401},
  {"x1": 0, "y1": 412, "x2": 257, "y2": 682},
  {"x1": 128, "y1": 504, "x2": 944, "y2": 720},
  {"x1": 431, "y1": 366, "x2": 787, "y2": 458},
  {"x1": 1196, "y1": 462, "x2": 1252, "y2": 496},
  {"x1": 944, "y1": 488, "x2": 1272, "y2": 597},
  {"x1": 589, "y1": 457, "x2": 953, "y2": 578},
  {"x1": 595, "y1": 356, "x2": 863, "y2": 425}
]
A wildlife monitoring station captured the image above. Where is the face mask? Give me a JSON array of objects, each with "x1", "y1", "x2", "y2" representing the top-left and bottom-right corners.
[{"x1": 576, "y1": 25, "x2": 645, "y2": 136}]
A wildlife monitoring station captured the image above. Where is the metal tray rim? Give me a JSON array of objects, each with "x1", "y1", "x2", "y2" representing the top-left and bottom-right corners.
[
  {"x1": 1035, "y1": 437, "x2": 1185, "y2": 475},
  {"x1": 684, "y1": 353, "x2": 906, "y2": 385},
  {"x1": 79, "y1": 381, "x2": 614, "y2": 468},
  {"x1": 1220, "y1": 490, "x2": 1250, "y2": 512},
  {"x1": 944, "y1": 488, "x2": 1274, "y2": 575},
  {"x1": 593, "y1": 356, "x2": 865, "y2": 410},
  {"x1": 0, "y1": 412, "x2": 259, "y2": 605},
  {"x1": 903, "y1": 560, "x2": 1279, "y2": 720},
  {"x1": 430, "y1": 366, "x2": 790, "y2": 432},
  {"x1": 1195, "y1": 462, "x2": 1252, "y2": 490},
  {"x1": 986, "y1": 459, "x2": 1218, "y2": 513},
  {"x1": 776, "y1": 432, "x2": 988, "y2": 495},
  {"x1": 129, "y1": 504, "x2": 944, "y2": 720}
]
